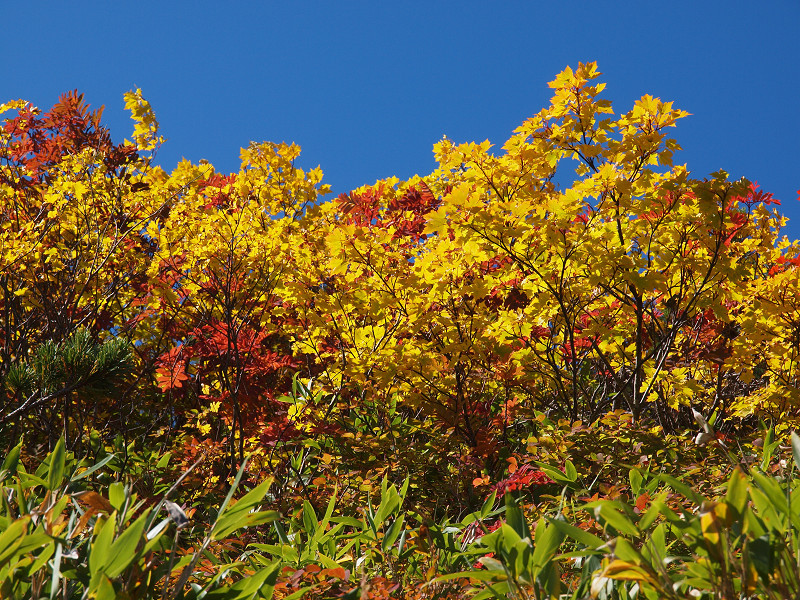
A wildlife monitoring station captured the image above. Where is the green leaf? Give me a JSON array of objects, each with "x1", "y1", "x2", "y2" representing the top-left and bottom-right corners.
[
  {"x1": 317, "y1": 487, "x2": 338, "y2": 537},
  {"x1": 212, "y1": 509, "x2": 279, "y2": 541},
  {"x1": 382, "y1": 516, "x2": 404, "y2": 553},
  {"x1": 203, "y1": 561, "x2": 280, "y2": 600},
  {"x1": 279, "y1": 585, "x2": 317, "y2": 600},
  {"x1": 629, "y1": 469, "x2": 643, "y2": 497},
  {"x1": 512, "y1": 538, "x2": 533, "y2": 581},
  {"x1": 764, "y1": 426, "x2": 774, "y2": 451},
  {"x1": 274, "y1": 520, "x2": 290, "y2": 544},
  {"x1": 250, "y1": 543, "x2": 299, "y2": 563},
  {"x1": 302, "y1": 499, "x2": 318, "y2": 537},
  {"x1": 751, "y1": 471, "x2": 788, "y2": 516},
  {"x1": 108, "y1": 482, "x2": 125, "y2": 512},
  {"x1": 546, "y1": 518, "x2": 604, "y2": 549},
  {"x1": 595, "y1": 503, "x2": 639, "y2": 537},
  {"x1": 374, "y1": 483, "x2": 401, "y2": 527},
  {"x1": 92, "y1": 574, "x2": 117, "y2": 600},
  {"x1": 212, "y1": 477, "x2": 277, "y2": 540},
  {"x1": 89, "y1": 516, "x2": 116, "y2": 576},
  {"x1": 1, "y1": 441, "x2": 22, "y2": 478},
  {"x1": 143, "y1": 519, "x2": 171, "y2": 552},
  {"x1": 399, "y1": 476, "x2": 410, "y2": 499},
  {"x1": 46, "y1": 437, "x2": 66, "y2": 492},
  {"x1": 482, "y1": 524, "x2": 522, "y2": 555},
  {"x1": 397, "y1": 527, "x2": 408, "y2": 554},
  {"x1": 725, "y1": 468, "x2": 748, "y2": 515},
  {"x1": 432, "y1": 568, "x2": 507, "y2": 583},
  {"x1": 792, "y1": 432, "x2": 800, "y2": 470},
  {"x1": 49, "y1": 542, "x2": 63, "y2": 600},
  {"x1": 473, "y1": 581, "x2": 513, "y2": 600},
  {"x1": 642, "y1": 522, "x2": 667, "y2": 566},
  {"x1": 539, "y1": 557, "x2": 562, "y2": 597},
  {"x1": 215, "y1": 456, "x2": 250, "y2": 523},
  {"x1": 531, "y1": 519, "x2": 565, "y2": 568},
  {"x1": 480, "y1": 490, "x2": 497, "y2": 519},
  {"x1": 657, "y1": 474, "x2": 706, "y2": 505},
  {"x1": 564, "y1": 460, "x2": 577, "y2": 482},
  {"x1": 330, "y1": 516, "x2": 363, "y2": 529},
  {"x1": 504, "y1": 494, "x2": 530, "y2": 540},
  {"x1": 316, "y1": 552, "x2": 342, "y2": 570},
  {"x1": 534, "y1": 462, "x2": 573, "y2": 485},
  {"x1": 748, "y1": 534, "x2": 774, "y2": 582},
  {"x1": 71, "y1": 454, "x2": 115, "y2": 482},
  {"x1": 613, "y1": 537, "x2": 644, "y2": 564},
  {"x1": 0, "y1": 517, "x2": 29, "y2": 567},
  {"x1": 156, "y1": 452, "x2": 172, "y2": 469},
  {"x1": 762, "y1": 426, "x2": 778, "y2": 470},
  {"x1": 638, "y1": 498, "x2": 673, "y2": 531},
  {"x1": 104, "y1": 509, "x2": 151, "y2": 578},
  {"x1": 15, "y1": 528, "x2": 50, "y2": 557}
]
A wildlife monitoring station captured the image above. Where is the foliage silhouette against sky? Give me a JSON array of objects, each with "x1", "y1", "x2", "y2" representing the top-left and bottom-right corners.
[{"x1": 4, "y1": 0, "x2": 799, "y2": 236}]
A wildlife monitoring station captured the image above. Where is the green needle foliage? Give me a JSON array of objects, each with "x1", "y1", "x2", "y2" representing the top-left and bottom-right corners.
[{"x1": 5, "y1": 328, "x2": 132, "y2": 401}]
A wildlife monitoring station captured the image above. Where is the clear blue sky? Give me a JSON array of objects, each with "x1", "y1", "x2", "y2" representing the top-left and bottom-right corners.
[{"x1": 4, "y1": 1, "x2": 799, "y2": 238}]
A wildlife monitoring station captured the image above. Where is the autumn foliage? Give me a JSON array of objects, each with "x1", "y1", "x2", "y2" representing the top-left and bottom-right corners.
[{"x1": 2, "y1": 63, "x2": 800, "y2": 598}]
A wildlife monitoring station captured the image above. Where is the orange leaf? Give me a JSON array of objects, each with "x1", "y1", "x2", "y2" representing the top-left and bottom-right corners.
[
  {"x1": 320, "y1": 567, "x2": 347, "y2": 580},
  {"x1": 73, "y1": 491, "x2": 114, "y2": 513},
  {"x1": 155, "y1": 363, "x2": 189, "y2": 391}
]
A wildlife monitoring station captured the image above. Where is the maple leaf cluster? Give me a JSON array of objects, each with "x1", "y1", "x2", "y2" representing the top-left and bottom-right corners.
[{"x1": 1, "y1": 62, "x2": 798, "y2": 508}]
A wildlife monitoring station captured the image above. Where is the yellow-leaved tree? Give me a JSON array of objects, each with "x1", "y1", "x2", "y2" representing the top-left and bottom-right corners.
[
  {"x1": 0, "y1": 91, "x2": 163, "y2": 447},
  {"x1": 284, "y1": 62, "x2": 795, "y2": 488}
]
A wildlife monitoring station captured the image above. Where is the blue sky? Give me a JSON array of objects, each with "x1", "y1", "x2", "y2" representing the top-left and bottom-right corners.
[{"x1": 4, "y1": 1, "x2": 799, "y2": 237}]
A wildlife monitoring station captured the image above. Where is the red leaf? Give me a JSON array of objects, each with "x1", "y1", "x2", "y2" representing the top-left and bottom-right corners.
[{"x1": 155, "y1": 363, "x2": 189, "y2": 391}]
